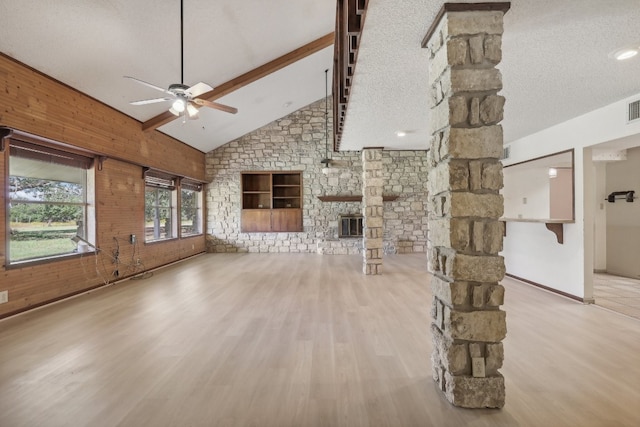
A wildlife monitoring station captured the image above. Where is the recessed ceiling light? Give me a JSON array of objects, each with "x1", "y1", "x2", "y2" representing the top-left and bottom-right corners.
[
  {"x1": 396, "y1": 131, "x2": 407, "y2": 137},
  {"x1": 610, "y1": 46, "x2": 639, "y2": 61}
]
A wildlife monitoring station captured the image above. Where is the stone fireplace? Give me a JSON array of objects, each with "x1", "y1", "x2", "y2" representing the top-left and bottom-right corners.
[
  {"x1": 204, "y1": 98, "x2": 429, "y2": 255},
  {"x1": 338, "y1": 214, "x2": 363, "y2": 238},
  {"x1": 316, "y1": 210, "x2": 363, "y2": 255}
]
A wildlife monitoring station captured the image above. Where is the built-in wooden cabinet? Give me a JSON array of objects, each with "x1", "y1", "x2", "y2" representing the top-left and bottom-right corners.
[{"x1": 241, "y1": 171, "x2": 302, "y2": 232}]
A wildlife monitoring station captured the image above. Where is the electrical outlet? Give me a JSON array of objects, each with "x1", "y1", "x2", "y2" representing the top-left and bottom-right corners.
[
  {"x1": 522, "y1": 197, "x2": 527, "y2": 205},
  {"x1": 0, "y1": 290, "x2": 8, "y2": 304},
  {"x1": 191, "y1": 244, "x2": 195, "y2": 250},
  {"x1": 130, "y1": 234, "x2": 136, "y2": 244}
]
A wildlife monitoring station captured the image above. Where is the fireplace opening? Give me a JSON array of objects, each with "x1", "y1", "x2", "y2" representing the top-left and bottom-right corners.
[{"x1": 339, "y1": 214, "x2": 363, "y2": 238}]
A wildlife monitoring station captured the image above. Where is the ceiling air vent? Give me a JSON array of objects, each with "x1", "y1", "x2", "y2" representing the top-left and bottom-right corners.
[{"x1": 629, "y1": 99, "x2": 640, "y2": 123}]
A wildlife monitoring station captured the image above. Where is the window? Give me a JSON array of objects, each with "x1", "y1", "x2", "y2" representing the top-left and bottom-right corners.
[
  {"x1": 180, "y1": 180, "x2": 203, "y2": 236},
  {"x1": 8, "y1": 138, "x2": 95, "y2": 264},
  {"x1": 144, "y1": 170, "x2": 177, "y2": 242}
]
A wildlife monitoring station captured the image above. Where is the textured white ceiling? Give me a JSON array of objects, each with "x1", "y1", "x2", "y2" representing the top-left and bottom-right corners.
[
  {"x1": 1, "y1": 0, "x2": 639, "y2": 153},
  {"x1": 340, "y1": 0, "x2": 640, "y2": 151},
  {"x1": 0, "y1": 0, "x2": 335, "y2": 153}
]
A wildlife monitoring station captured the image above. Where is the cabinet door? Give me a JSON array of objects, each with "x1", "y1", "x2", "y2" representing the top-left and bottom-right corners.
[
  {"x1": 271, "y1": 209, "x2": 302, "y2": 232},
  {"x1": 241, "y1": 209, "x2": 272, "y2": 232}
]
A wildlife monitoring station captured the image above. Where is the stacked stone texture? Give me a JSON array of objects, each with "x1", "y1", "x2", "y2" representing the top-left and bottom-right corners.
[
  {"x1": 204, "y1": 97, "x2": 429, "y2": 255},
  {"x1": 425, "y1": 10, "x2": 507, "y2": 408},
  {"x1": 382, "y1": 152, "x2": 429, "y2": 254},
  {"x1": 362, "y1": 148, "x2": 384, "y2": 274}
]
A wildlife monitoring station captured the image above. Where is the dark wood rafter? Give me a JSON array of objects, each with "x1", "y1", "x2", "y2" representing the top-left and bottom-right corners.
[
  {"x1": 141, "y1": 33, "x2": 335, "y2": 132},
  {"x1": 333, "y1": 0, "x2": 369, "y2": 150}
]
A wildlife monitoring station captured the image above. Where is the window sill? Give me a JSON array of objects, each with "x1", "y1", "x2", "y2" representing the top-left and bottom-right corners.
[
  {"x1": 5, "y1": 250, "x2": 96, "y2": 270},
  {"x1": 180, "y1": 233, "x2": 204, "y2": 239},
  {"x1": 144, "y1": 237, "x2": 179, "y2": 245}
]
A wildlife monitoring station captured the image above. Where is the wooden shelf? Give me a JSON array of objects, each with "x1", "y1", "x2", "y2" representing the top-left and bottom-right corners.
[
  {"x1": 501, "y1": 218, "x2": 574, "y2": 244},
  {"x1": 241, "y1": 171, "x2": 302, "y2": 232},
  {"x1": 317, "y1": 195, "x2": 399, "y2": 202},
  {"x1": 501, "y1": 218, "x2": 574, "y2": 224}
]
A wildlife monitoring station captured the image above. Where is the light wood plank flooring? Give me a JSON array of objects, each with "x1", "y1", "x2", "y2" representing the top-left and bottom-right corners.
[
  {"x1": 1, "y1": 253, "x2": 639, "y2": 427},
  {"x1": 594, "y1": 272, "x2": 640, "y2": 320}
]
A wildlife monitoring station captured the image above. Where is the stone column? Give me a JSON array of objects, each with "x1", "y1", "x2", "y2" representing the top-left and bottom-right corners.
[
  {"x1": 423, "y1": 3, "x2": 510, "y2": 408},
  {"x1": 362, "y1": 148, "x2": 384, "y2": 275}
]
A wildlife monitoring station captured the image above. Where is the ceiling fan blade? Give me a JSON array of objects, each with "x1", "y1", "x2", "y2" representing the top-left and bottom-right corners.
[
  {"x1": 193, "y1": 98, "x2": 238, "y2": 114},
  {"x1": 124, "y1": 76, "x2": 170, "y2": 94},
  {"x1": 130, "y1": 97, "x2": 173, "y2": 105},
  {"x1": 186, "y1": 82, "x2": 214, "y2": 98}
]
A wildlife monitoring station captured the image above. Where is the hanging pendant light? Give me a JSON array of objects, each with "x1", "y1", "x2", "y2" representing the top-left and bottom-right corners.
[{"x1": 320, "y1": 68, "x2": 331, "y2": 174}]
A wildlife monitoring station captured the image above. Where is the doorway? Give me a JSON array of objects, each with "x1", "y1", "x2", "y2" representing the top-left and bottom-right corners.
[{"x1": 592, "y1": 144, "x2": 640, "y2": 320}]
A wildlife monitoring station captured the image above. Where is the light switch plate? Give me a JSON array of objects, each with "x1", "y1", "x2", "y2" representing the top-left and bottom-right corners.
[{"x1": 0, "y1": 290, "x2": 8, "y2": 304}]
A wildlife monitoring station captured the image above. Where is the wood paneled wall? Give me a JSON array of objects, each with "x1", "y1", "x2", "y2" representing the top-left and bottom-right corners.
[{"x1": 0, "y1": 53, "x2": 207, "y2": 318}]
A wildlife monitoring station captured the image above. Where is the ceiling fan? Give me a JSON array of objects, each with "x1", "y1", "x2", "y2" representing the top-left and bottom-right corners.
[{"x1": 125, "y1": 0, "x2": 237, "y2": 120}]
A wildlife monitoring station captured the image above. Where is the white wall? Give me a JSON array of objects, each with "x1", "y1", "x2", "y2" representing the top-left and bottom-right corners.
[
  {"x1": 503, "y1": 167, "x2": 550, "y2": 219},
  {"x1": 503, "y1": 92, "x2": 640, "y2": 300},
  {"x1": 593, "y1": 162, "x2": 607, "y2": 271}
]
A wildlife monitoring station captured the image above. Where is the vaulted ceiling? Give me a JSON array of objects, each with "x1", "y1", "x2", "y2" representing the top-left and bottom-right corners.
[{"x1": 1, "y1": 0, "x2": 639, "y2": 153}]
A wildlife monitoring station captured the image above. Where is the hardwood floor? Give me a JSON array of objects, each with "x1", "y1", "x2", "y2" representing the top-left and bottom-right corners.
[
  {"x1": 594, "y1": 272, "x2": 640, "y2": 320},
  {"x1": 1, "y1": 253, "x2": 639, "y2": 426}
]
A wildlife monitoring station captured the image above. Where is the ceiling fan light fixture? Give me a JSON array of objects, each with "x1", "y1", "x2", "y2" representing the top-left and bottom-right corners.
[
  {"x1": 126, "y1": 0, "x2": 238, "y2": 124},
  {"x1": 172, "y1": 98, "x2": 186, "y2": 113},
  {"x1": 186, "y1": 103, "x2": 199, "y2": 117},
  {"x1": 319, "y1": 69, "x2": 332, "y2": 171}
]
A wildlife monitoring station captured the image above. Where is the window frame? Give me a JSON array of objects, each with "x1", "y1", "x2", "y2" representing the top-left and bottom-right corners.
[
  {"x1": 144, "y1": 170, "x2": 178, "y2": 243},
  {"x1": 180, "y1": 179, "x2": 204, "y2": 237},
  {"x1": 4, "y1": 129, "x2": 96, "y2": 267}
]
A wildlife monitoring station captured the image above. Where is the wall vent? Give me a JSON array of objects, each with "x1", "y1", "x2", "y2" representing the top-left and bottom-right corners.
[
  {"x1": 501, "y1": 146, "x2": 511, "y2": 160},
  {"x1": 629, "y1": 99, "x2": 640, "y2": 122}
]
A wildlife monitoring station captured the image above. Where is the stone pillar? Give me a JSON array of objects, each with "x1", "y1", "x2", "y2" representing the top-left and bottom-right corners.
[
  {"x1": 362, "y1": 148, "x2": 384, "y2": 275},
  {"x1": 423, "y1": 3, "x2": 510, "y2": 408}
]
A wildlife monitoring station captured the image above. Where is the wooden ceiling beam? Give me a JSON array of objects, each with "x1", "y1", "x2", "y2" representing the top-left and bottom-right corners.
[
  {"x1": 142, "y1": 32, "x2": 335, "y2": 132},
  {"x1": 333, "y1": 0, "x2": 368, "y2": 150}
]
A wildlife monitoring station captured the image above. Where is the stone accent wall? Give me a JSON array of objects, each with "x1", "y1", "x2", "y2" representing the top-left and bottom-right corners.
[
  {"x1": 204, "y1": 97, "x2": 428, "y2": 254},
  {"x1": 425, "y1": 7, "x2": 508, "y2": 409},
  {"x1": 382, "y1": 152, "x2": 429, "y2": 254},
  {"x1": 362, "y1": 148, "x2": 384, "y2": 274}
]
